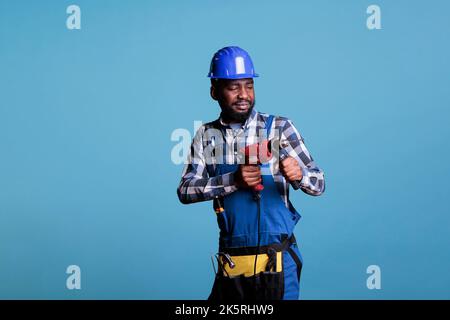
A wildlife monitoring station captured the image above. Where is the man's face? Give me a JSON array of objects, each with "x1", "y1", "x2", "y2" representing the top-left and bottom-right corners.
[{"x1": 211, "y1": 78, "x2": 255, "y2": 123}]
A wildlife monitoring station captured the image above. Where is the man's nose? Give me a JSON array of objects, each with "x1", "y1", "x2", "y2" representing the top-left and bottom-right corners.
[{"x1": 238, "y1": 86, "x2": 249, "y2": 100}]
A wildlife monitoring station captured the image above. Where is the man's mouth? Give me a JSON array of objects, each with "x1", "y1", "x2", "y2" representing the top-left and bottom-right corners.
[{"x1": 234, "y1": 102, "x2": 250, "y2": 111}]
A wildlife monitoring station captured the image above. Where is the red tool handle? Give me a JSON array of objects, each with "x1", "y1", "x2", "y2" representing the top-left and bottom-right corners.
[
  {"x1": 241, "y1": 140, "x2": 273, "y2": 193},
  {"x1": 253, "y1": 183, "x2": 264, "y2": 192}
]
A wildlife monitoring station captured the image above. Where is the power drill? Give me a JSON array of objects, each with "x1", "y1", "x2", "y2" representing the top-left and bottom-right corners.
[{"x1": 240, "y1": 138, "x2": 302, "y2": 192}]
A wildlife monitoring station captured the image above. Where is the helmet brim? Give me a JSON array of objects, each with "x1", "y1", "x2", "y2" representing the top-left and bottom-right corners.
[{"x1": 207, "y1": 73, "x2": 259, "y2": 79}]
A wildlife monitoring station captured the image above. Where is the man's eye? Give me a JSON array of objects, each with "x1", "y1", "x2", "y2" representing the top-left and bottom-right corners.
[{"x1": 228, "y1": 86, "x2": 238, "y2": 90}]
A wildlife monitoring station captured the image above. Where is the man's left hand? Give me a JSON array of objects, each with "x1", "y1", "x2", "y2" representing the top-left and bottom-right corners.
[{"x1": 280, "y1": 156, "x2": 303, "y2": 182}]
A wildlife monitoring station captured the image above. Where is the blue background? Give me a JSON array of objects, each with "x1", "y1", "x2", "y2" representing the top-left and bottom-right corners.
[{"x1": 1, "y1": 0, "x2": 449, "y2": 299}]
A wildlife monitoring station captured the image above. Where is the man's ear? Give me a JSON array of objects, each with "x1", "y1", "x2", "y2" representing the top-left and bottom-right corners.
[{"x1": 210, "y1": 85, "x2": 218, "y2": 101}]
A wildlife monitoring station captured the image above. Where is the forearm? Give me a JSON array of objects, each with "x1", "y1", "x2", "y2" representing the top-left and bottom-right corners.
[
  {"x1": 280, "y1": 118, "x2": 325, "y2": 196},
  {"x1": 177, "y1": 171, "x2": 238, "y2": 204},
  {"x1": 298, "y1": 166, "x2": 325, "y2": 196}
]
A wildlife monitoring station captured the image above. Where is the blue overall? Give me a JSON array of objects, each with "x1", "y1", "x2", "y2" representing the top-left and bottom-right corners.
[{"x1": 214, "y1": 115, "x2": 303, "y2": 300}]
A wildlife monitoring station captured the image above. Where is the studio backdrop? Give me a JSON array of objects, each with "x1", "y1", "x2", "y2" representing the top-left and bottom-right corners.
[{"x1": 1, "y1": 0, "x2": 449, "y2": 299}]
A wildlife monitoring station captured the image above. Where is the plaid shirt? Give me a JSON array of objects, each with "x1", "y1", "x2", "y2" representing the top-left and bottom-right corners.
[{"x1": 177, "y1": 108, "x2": 325, "y2": 208}]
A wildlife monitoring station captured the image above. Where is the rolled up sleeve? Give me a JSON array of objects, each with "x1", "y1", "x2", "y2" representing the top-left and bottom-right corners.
[{"x1": 280, "y1": 119, "x2": 325, "y2": 196}]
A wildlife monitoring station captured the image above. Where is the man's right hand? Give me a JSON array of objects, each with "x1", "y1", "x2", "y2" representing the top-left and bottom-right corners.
[{"x1": 234, "y1": 165, "x2": 261, "y2": 189}]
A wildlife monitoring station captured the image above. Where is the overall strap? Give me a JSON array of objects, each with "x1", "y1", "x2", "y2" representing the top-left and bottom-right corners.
[
  {"x1": 265, "y1": 115, "x2": 275, "y2": 138},
  {"x1": 260, "y1": 115, "x2": 275, "y2": 172}
]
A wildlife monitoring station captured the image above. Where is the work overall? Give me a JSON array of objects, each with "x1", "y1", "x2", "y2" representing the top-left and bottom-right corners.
[{"x1": 208, "y1": 115, "x2": 303, "y2": 301}]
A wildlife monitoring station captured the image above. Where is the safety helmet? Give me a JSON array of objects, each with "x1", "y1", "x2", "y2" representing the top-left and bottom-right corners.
[{"x1": 207, "y1": 46, "x2": 259, "y2": 79}]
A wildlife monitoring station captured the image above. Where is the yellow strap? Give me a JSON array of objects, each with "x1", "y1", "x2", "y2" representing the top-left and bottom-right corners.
[{"x1": 220, "y1": 252, "x2": 282, "y2": 277}]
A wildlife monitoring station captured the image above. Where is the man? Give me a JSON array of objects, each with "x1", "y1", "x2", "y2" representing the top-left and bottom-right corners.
[{"x1": 177, "y1": 46, "x2": 325, "y2": 300}]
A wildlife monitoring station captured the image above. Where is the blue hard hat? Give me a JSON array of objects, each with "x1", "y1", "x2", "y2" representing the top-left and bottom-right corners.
[{"x1": 208, "y1": 46, "x2": 259, "y2": 79}]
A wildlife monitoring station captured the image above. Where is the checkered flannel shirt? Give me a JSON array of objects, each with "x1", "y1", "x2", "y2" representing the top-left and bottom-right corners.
[{"x1": 177, "y1": 108, "x2": 325, "y2": 207}]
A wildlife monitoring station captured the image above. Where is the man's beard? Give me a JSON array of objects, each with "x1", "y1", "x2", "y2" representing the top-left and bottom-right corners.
[{"x1": 220, "y1": 100, "x2": 255, "y2": 123}]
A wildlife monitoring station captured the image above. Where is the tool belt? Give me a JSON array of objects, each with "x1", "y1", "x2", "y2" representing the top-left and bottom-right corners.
[{"x1": 208, "y1": 234, "x2": 302, "y2": 301}]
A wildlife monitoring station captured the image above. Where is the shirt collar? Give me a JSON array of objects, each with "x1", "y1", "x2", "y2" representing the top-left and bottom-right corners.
[{"x1": 218, "y1": 108, "x2": 258, "y2": 131}]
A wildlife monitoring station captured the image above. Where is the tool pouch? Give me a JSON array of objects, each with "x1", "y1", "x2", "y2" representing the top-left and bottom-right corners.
[
  {"x1": 208, "y1": 252, "x2": 284, "y2": 301},
  {"x1": 208, "y1": 269, "x2": 284, "y2": 301},
  {"x1": 208, "y1": 236, "x2": 299, "y2": 301}
]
